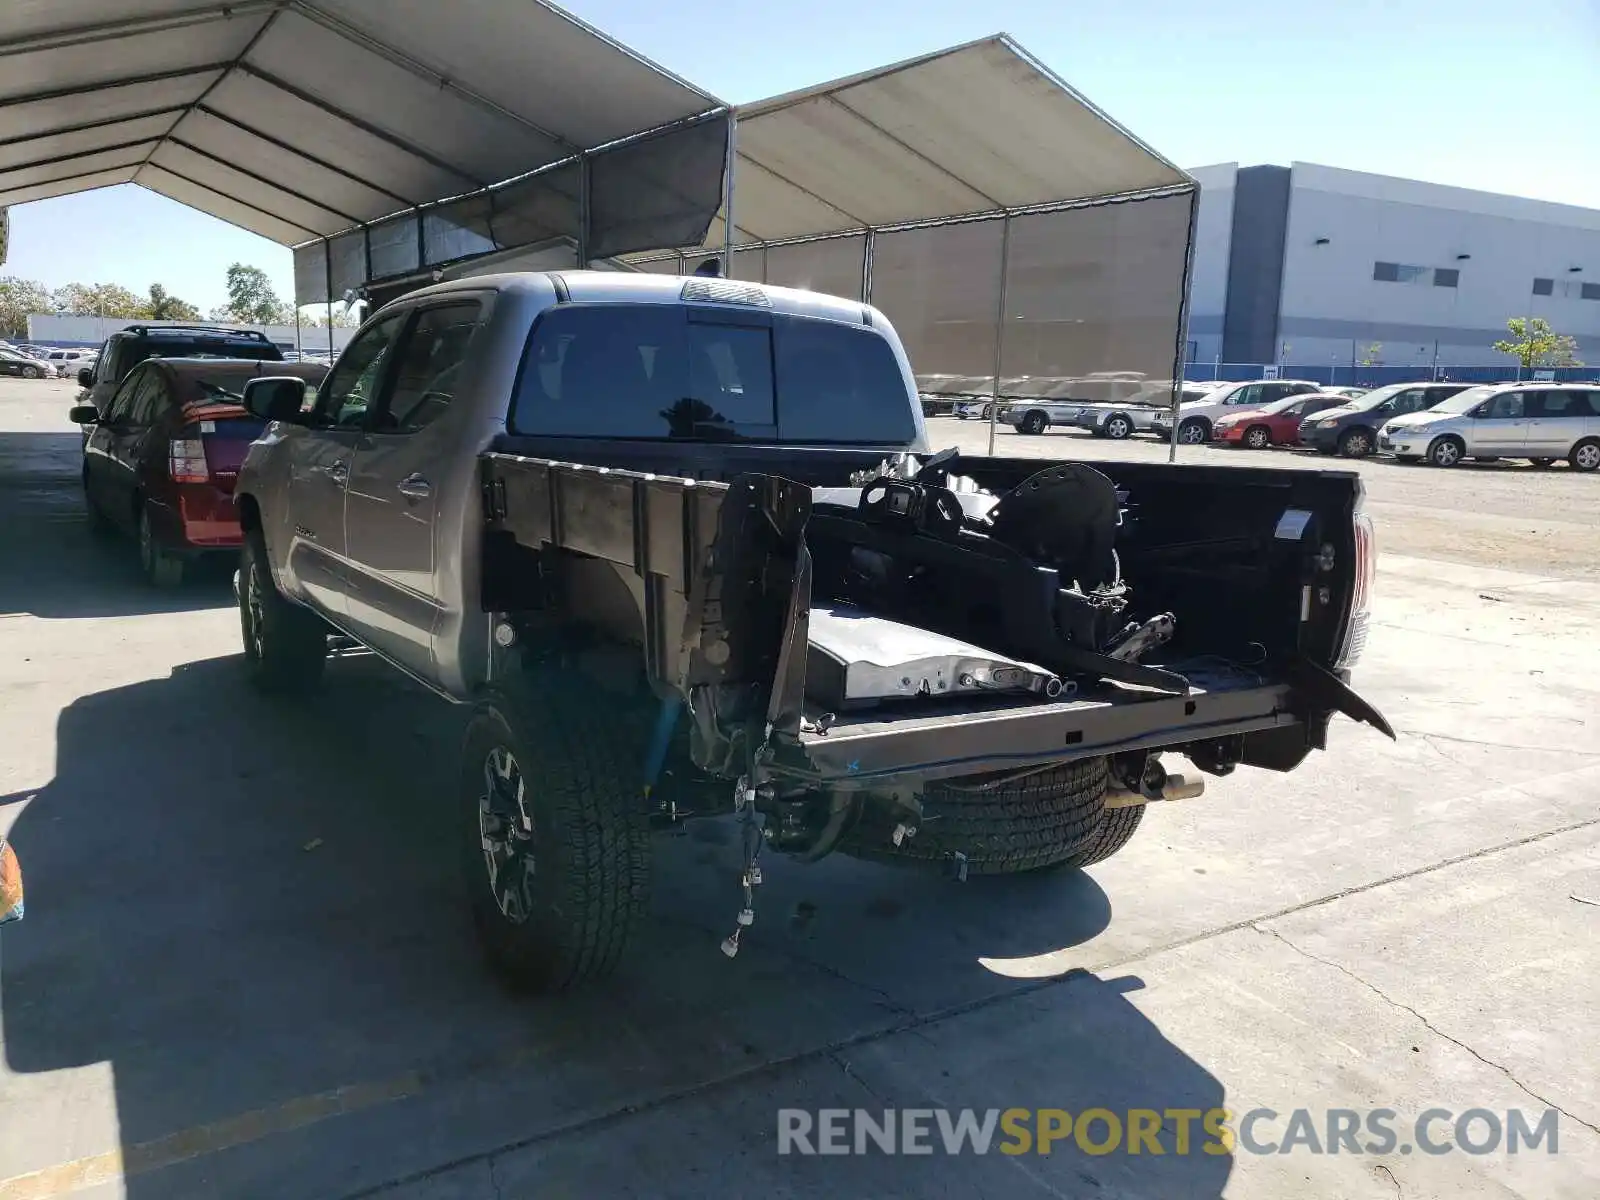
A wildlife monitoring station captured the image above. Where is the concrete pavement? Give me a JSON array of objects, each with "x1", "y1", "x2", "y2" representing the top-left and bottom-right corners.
[{"x1": 1, "y1": 382, "x2": 1596, "y2": 1198}]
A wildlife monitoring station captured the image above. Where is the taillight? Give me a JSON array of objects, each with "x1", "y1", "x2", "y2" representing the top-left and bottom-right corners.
[
  {"x1": 169, "y1": 437, "x2": 209, "y2": 484},
  {"x1": 1335, "y1": 503, "x2": 1376, "y2": 670}
]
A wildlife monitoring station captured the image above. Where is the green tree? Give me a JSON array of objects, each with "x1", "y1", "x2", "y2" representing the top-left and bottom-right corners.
[
  {"x1": 300, "y1": 305, "x2": 361, "y2": 329},
  {"x1": 52, "y1": 282, "x2": 149, "y2": 319},
  {"x1": 147, "y1": 283, "x2": 202, "y2": 322},
  {"x1": 1357, "y1": 342, "x2": 1383, "y2": 367},
  {"x1": 225, "y1": 263, "x2": 291, "y2": 325},
  {"x1": 0, "y1": 277, "x2": 53, "y2": 337},
  {"x1": 1493, "y1": 316, "x2": 1583, "y2": 369}
]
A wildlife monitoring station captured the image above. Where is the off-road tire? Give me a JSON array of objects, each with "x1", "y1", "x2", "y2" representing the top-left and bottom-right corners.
[
  {"x1": 1060, "y1": 804, "x2": 1146, "y2": 869},
  {"x1": 460, "y1": 682, "x2": 651, "y2": 991},
  {"x1": 841, "y1": 757, "x2": 1108, "y2": 875},
  {"x1": 239, "y1": 528, "x2": 327, "y2": 693}
]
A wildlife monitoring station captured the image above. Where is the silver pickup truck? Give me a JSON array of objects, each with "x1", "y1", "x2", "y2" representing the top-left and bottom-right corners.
[{"x1": 235, "y1": 270, "x2": 1390, "y2": 992}]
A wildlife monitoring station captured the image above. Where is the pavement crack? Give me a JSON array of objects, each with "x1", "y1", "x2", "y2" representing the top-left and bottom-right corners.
[
  {"x1": 1374, "y1": 1162, "x2": 1401, "y2": 1199},
  {"x1": 336, "y1": 817, "x2": 1600, "y2": 1200},
  {"x1": 486, "y1": 1155, "x2": 506, "y2": 1200},
  {"x1": 1257, "y1": 924, "x2": 1600, "y2": 1139},
  {"x1": 1399, "y1": 729, "x2": 1600, "y2": 758},
  {"x1": 828, "y1": 1050, "x2": 889, "y2": 1103}
]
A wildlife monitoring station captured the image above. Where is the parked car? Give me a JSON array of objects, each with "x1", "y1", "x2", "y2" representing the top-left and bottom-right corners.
[
  {"x1": 1298, "y1": 382, "x2": 1471, "y2": 458},
  {"x1": 1001, "y1": 398, "x2": 1089, "y2": 434},
  {"x1": 953, "y1": 400, "x2": 994, "y2": 420},
  {"x1": 1211, "y1": 393, "x2": 1350, "y2": 448},
  {"x1": 68, "y1": 358, "x2": 328, "y2": 585},
  {"x1": 45, "y1": 347, "x2": 97, "y2": 377},
  {"x1": 78, "y1": 324, "x2": 284, "y2": 413},
  {"x1": 1151, "y1": 379, "x2": 1323, "y2": 445},
  {"x1": 1075, "y1": 383, "x2": 1221, "y2": 439},
  {"x1": 232, "y1": 270, "x2": 1387, "y2": 992},
  {"x1": 1323, "y1": 386, "x2": 1369, "y2": 400},
  {"x1": 0, "y1": 348, "x2": 51, "y2": 378},
  {"x1": 1379, "y1": 382, "x2": 1600, "y2": 470}
]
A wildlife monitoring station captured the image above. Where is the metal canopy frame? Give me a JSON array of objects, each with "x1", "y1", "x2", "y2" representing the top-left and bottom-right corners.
[
  {"x1": 626, "y1": 37, "x2": 1199, "y2": 461},
  {"x1": 0, "y1": 0, "x2": 724, "y2": 244}
]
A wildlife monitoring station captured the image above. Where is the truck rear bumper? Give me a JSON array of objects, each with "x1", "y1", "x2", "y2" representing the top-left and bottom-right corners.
[{"x1": 770, "y1": 670, "x2": 1298, "y2": 788}]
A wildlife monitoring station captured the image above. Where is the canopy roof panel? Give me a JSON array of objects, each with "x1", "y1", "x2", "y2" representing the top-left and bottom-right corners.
[
  {"x1": 688, "y1": 35, "x2": 1192, "y2": 252},
  {"x1": 0, "y1": 0, "x2": 721, "y2": 243}
]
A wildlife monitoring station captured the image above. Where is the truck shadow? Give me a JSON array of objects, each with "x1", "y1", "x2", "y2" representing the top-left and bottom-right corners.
[
  {"x1": 0, "y1": 431, "x2": 234, "y2": 618},
  {"x1": 0, "y1": 655, "x2": 1231, "y2": 1198}
]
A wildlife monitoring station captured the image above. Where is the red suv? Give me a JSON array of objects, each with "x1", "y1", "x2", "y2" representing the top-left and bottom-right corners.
[{"x1": 72, "y1": 358, "x2": 327, "y2": 585}]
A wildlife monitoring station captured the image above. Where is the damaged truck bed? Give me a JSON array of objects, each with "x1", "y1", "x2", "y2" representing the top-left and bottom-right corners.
[{"x1": 481, "y1": 447, "x2": 1390, "y2": 802}]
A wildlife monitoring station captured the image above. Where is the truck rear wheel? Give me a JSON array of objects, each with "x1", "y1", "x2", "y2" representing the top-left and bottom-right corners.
[
  {"x1": 842, "y1": 757, "x2": 1107, "y2": 875},
  {"x1": 239, "y1": 529, "x2": 326, "y2": 692},
  {"x1": 1060, "y1": 804, "x2": 1145, "y2": 869},
  {"x1": 460, "y1": 682, "x2": 651, "y2": 992}
]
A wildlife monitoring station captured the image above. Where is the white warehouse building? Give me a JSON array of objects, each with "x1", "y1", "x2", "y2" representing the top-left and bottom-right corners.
[{"x1": 1187, "y1": 162, "x2": 1600, "y2": 370}]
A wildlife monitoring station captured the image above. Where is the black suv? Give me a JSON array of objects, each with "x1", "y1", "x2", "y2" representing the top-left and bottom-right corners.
[
  {"x1": 79, "y1": 325, "x2": 284, "y2": 411},
  {"x1": 1298, "y1": 382, "x2": 1471, "y2": 458}
]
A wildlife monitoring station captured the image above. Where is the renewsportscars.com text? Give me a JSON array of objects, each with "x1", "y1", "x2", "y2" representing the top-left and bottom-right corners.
[{"x1": 777, "y1": 1107, "x2": 1560, "y2": 1157}]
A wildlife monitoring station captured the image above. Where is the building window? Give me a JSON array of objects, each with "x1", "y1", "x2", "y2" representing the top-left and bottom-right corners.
[
  {"x1": 1533, "y1": 277, "x2": 1554, "y2": 296},
  {"x1": 1373, "y1": 261, "x2": 1432, "y2": 284},
  {"x1": 1432, "y1": 268, "x2": 1459, "y2": 288},
  {"x1": 1583, "y1": 283, "x2": 1600, "y2": 301}
]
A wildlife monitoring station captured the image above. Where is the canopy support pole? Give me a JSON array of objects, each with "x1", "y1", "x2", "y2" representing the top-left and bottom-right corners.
[
  {"x1": 988, "y1": 215, "x2": 1011, "y2": 458},
  {"x1": 1169, "y1": 186, "x2": 1200, "y2": 464},
  {"x1": 577, "y1": 153, "x2": 591, "y2": 268},
  {"x1": 721, "y1": 111, "x2": 738, "y2": 276}
]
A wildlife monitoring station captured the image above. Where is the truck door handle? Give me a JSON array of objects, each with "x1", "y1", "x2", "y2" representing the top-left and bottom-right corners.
[
  {"x1": 324, "y1": 461, "x2": 348, "y2": 484},
  {"x1": 397, "y1": 474, "x2": 431, "y2": 499}
]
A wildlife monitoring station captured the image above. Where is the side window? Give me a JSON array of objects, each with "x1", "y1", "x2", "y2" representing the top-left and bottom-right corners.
[
  {"x1": 146, "y1": 374, "x2": 177, "y2": 425},
  {"x1": 126, "y1": 372, "x2": 165, "y2": 426},
  {"x1": 1570, "y1": 391, "x2": 1599, "y2": 418},
  {"x1": 376, "y1": 302, "x2": 483, "y2": 433},
  {"x1": 95, "y1": 339, "x2": 122, "y2": 384},
  {"x1": 1483, "y1": 393, "x2": 1524, "y2": 420},
  {"x1": 103, "y1": 365, "x2": 147, "y2": 422},
  {"x1": 1523, "y1": 391, "x2": 1567, "y2": 419},
  {"x1": 313, "y1": 314, "x2": 407, "y2": 429},
  {"x1": 1231, "y1": 384, "x2": 1262, "y2": 406}
]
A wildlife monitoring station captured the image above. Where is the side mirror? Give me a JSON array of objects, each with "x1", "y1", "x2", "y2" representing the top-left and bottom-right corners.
[
  {"x1": 77, "y1": 367, "x2": 94, "y2": 388},
  {"x1": 69, "y1": 404, "x2": 100, "y2": 424},
  {"x1": 243, "y1": 376, "x2": 310, "y2": 423}
]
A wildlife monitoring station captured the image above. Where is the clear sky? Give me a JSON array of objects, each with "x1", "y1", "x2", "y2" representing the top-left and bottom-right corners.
[{"x1": 6, "y1": 0, "x2": 1597, "y2": 312}]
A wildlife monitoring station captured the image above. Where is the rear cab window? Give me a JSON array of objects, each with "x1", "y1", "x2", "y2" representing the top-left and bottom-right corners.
[{"x1": 511, "y1": 302, "x2": 916, "y2": 445}]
